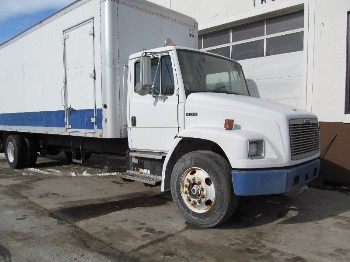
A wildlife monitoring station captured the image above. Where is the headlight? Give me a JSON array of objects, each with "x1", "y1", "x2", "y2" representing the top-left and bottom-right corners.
[{"x1": 248, "y1": 140, "x2": 265, "y2": 159}]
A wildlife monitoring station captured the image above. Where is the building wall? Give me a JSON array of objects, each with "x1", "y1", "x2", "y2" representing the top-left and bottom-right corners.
[
  {"x1": 149, "y1": 0, "x2": 350, "y2": 184},
  {"x1": 312, "y1": 0, "x2": 350, "y2": 123},
  {"x1": 150, "y1": 0, "x2": 310, "y2": 110},
  {"x1": 149, "y1": 0, "x2": 350, "y2": 121},
  {"x1": 149, "y1": 0, "x2": 295, "y2": 31}
]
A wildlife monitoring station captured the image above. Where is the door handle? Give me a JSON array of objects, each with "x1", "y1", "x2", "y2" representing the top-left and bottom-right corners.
[
  {"x1": 131, "y1": 116, "x2": 136, "y2": 127},
  {"x1": 68, "y1": 105, "x2": 75, "y2": 113}
]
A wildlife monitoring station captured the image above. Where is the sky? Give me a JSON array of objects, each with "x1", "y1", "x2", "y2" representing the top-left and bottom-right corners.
[{"x1": 0, "y1": 0, "x2": 75, "y2": 44}]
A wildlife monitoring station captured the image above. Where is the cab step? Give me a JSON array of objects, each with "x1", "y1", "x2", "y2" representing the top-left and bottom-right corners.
[{"x1": 124, "y1": 170, "x2": 162, "y2": 185}]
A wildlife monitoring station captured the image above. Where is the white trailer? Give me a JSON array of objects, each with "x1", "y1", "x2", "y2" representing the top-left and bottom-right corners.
[{"x1": 0, "y1": 0, "x2": 320, "y2": 227}]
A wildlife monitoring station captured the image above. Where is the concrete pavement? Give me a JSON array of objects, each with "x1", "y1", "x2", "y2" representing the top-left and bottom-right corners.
[{"x1": 0, "y1": 153, "x2": 349, "y2": 261}]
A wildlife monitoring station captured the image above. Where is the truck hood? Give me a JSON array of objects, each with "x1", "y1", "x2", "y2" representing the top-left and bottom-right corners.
[
  {"x1": 184, "y1": 93, "x2": 318, "y2": 165},
  {"x1": 185, "y1": 93, "x2": 316, "y2": 127}
]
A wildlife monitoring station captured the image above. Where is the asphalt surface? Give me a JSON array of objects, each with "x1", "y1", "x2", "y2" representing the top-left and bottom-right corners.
[{"x1": 0, "y1": 153, "x2": 349, "y2": 262}]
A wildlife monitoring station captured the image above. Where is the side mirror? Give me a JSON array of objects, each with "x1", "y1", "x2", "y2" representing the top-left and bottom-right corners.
[
  {"x1": 135, "y1": 82, "x2": 150, "y2": 96},
  {"x1": 141, "y1": 55, "x2": 152, "y2": 87},
  {"x1": 135, "y1": 55, "x2": 152, "y2": 96}
]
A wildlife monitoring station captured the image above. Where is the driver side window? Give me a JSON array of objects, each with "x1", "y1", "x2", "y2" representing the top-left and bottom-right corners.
[{"x1": 134, "y1": 55, "x2": 174, "y2": 96}]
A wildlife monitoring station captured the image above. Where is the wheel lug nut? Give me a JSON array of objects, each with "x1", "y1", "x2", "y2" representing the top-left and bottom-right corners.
[
  {"x1": 197, "y1": 180, "x2": 201, "y2": 185},
  {"x1": 201, "y1": 194, "x2": 205, "y2": 199}
]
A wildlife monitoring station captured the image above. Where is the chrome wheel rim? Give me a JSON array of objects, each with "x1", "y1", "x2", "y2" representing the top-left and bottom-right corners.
[
  {"x1": 7, "y1": 141, "x2": 15, "y2": 163},
  {"x1": 180, "y1": 167, "x2": 215, "y2": 213}
]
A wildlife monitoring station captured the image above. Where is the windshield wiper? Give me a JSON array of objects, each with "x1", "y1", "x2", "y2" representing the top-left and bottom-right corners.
[
  {"x1": 212, "y1": 90, "x2": 239, "y2": 95},
  {"x1": 187, "y1": 90, "x2": 239, "y2": 95}
]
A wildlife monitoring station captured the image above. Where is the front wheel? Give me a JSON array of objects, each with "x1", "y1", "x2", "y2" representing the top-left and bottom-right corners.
[{"x1": 170, "y1": 151, "x2": 238, "y2": 228}]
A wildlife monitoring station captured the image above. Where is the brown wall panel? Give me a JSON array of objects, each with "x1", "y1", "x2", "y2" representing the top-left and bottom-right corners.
[{"x1": 319, "y1": 122, "x2": 350, "y2": 184}]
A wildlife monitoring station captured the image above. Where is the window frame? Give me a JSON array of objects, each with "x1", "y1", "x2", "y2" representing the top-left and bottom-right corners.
[
  {"x1": 134, "y1": 55, "x2": 175, "y2": 96},
  {"x1": 199, "y1": 11, "x2": 304, "y2": 60}
]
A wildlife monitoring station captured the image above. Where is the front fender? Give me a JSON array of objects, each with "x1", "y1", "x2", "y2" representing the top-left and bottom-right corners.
[
  {"x1": 177, "y1": 127, "x2": 275, "y2": 167},
  {"x1": 161, "y1": 127, "x2": 284, "y2": 191}
]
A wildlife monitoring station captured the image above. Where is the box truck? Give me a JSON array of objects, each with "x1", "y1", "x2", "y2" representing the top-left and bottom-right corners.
[{"x1": 0, "y1": 0, "x2": 320, "y2": 227}]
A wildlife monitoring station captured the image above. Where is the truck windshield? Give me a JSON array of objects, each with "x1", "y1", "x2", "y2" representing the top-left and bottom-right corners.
[{"x1": 177, "y1": 50, "x2": 249, "y2": 96}]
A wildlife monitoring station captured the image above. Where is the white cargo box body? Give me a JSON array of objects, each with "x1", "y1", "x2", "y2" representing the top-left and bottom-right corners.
[{"x1": 0, "y1": 0, "x2": 197, "y2": 139}]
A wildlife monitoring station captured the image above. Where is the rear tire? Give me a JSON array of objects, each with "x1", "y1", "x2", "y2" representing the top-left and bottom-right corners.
[
  {"x1": 24, "y1": 137, "x2": 37, "y2": 167},
  {"x1": 170, "y1": 151, "x2": 238, "y2": 228},
  {"x1": 5, "y1": 135, "x2": 27, "y2": 169}
]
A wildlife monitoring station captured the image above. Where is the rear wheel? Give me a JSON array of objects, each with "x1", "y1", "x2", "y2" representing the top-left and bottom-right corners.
[
  {"x1": 171, "y1": 151, "x2": 238, "y2": 228},
  {"x1": 24, "y1": 137, "x2": 37, "y2": 167},
  {"x1": 5, "y1": 135, "x2": 27, "y2": 169}
]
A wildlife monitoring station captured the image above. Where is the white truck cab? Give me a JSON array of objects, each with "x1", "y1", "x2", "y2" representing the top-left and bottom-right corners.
[{"x1": 126, "y1": 46, "x2": 320, "y2": 227}]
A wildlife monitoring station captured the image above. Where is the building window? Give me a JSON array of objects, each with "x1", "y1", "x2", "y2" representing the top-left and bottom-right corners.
[
  {"x1": 266, "y1": 12, "x2": 304, "y2": 35},
  {"x1": 231, "y1": 40, "x2": 264, "y2": 60},
  {"x1": 199, "y1": 11, "x2": 304, "y2": 60},
  {"x1": 203, "y1": 29, "x2": 230, "y2": 48},
  {"x1": 232, "y1": 21, "x2": 264, "y2": 42},
  {"x1": 346, "y1": 12, "x2": 350, "y2": 113},
  {"x1": 266, "y1": 32, "x2": 304, "y2": 56},
  {"x1": 209, "y1": 46, "x2": 230, "y2": 57}
]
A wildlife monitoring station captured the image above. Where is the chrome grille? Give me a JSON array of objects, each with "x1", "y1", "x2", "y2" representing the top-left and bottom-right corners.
[{"x1": 289, "y1": 119, "x2": 320, "y2": 160}]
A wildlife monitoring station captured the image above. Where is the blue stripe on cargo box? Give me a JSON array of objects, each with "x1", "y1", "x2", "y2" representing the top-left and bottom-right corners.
[{"x1": 0, "y1": 109, "x2": 102, "y2": 130}]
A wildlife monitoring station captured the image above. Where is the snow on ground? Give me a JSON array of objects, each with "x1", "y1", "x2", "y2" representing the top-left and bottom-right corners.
[
  {"x1": 26, "y1": 168, "x2": 50, "y2": 174},
  {"x1": 95, "y1": 172, "x2": 119, "y2": 177},
  {"x1": 0, "y1": 153, "x2": 5, "y2": 159},
  {"x1": 20, "y1": 168, "x2": 120, "y2": 178}
]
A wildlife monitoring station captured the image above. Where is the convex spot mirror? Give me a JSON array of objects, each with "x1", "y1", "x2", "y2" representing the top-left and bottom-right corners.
[{"x1": 135, "y1": 55, "x2": 152, "y2": 96}]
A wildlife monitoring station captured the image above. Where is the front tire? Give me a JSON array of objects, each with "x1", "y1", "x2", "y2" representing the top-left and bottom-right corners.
[{"x1": 171, "y1": 151, "x2": 238, "y2": 228}]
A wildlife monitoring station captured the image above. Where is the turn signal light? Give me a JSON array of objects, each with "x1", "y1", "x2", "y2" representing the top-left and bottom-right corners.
[{"x1": 224, "y1": 119, "x2": 234, "y2": 130}]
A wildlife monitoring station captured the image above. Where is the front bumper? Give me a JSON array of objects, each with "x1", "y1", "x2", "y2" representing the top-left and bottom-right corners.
[{"x1": 232, "y1": 159, "x2": 320, "y2": 196}]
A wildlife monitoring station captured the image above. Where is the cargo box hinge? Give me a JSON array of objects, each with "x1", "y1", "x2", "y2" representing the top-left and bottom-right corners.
[{"x1": 89, "y1": 69, "x2": 96, "y2": 80}]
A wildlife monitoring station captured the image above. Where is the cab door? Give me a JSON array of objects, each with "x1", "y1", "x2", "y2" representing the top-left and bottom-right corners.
[{"x1": 128, "y1": 55, "x2": 179, "y2": 152}]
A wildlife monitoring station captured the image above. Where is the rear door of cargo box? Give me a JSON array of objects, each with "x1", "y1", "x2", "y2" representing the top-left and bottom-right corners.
[{"x1": 63, "y1": 19, "x2": 97, "y2": 130}]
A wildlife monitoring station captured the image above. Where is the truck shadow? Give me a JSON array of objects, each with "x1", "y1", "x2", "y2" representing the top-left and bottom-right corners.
[
  {"x1": 52, "y1": 191, "x2": 171, "y2": 223},
  {"x1": 218, "y1": 190, "x2": 350, "y2": 229},
  {"x1": 52, "y1": 187, "x2": 350, "y2": 230}
]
